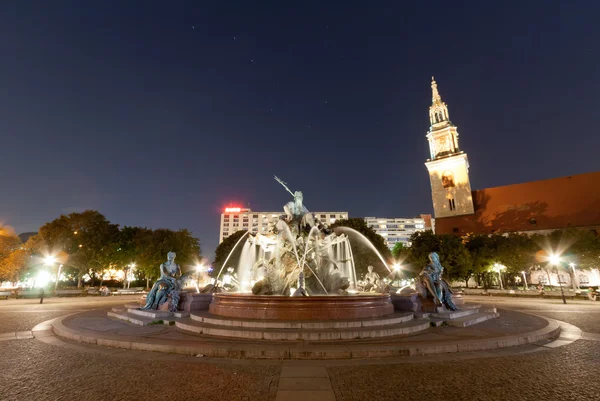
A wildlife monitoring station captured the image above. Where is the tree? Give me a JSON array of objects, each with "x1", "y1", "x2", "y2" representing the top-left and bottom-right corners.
[
  {"x1": 0, "y1": 234, "x2": 22, "y2": 281},
  {"x1": 0, "y1": 235, "x2": 43, "y2": 282},
  {"x1": 391, "y1": 242, "x2": 409, "y2": 260},
  {"x1": 330, "y1": 218, "x2": 392, "y2": 278},
  {"x1": 494, "y1": 233, "x2": 537, "y2": 286},
  {"x1": 37, "y1": 210, "x2": 119, "y2": 287},
  {"x1": 535, "y1": 228, "x2": 600, "y2": 289},
  {"x1": 437, "y1": 234, "x2": 472, "y2": 282},
  {"x1": 135, "y1": 228, "x2": 202, "y2": 285},
  {"x1": 213, "y1": 230, "x2": 248, "y2": 274},
  {"x1": 403, "y1": 230, "x2": 440, "y2": 276},
  {"x1": 465, "y1": 234, "x2": 498, "y2": 288},
  {"x1": 545, "y1": 228, "x2": 600, "y2": 270}
]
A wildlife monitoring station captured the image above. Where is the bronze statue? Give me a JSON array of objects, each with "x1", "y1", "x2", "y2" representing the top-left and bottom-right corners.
[
  {"x1": 141, "y1": 252, "x2": 188, "y2": 311},
  {"x1": 417, "y1": 252, "x2": 457, "y2": 311}
]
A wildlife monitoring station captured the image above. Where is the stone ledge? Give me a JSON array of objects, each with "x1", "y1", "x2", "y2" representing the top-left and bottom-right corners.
[
  {"x1": 51, "y1": 310, "x2": 562, "y2": 360},
  {"x1": 176, "y1": 317, "x2": 430, "y2": 341},
  {"x1": 191, "y1": 311, "x2": 414, "y2": 329}
]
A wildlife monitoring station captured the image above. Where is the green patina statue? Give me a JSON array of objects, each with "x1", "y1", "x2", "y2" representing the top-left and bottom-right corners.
[
  {"x1": 141, "y1": 252, "x2": 189, "y2": 312},
  {"x1": 417, "y1": 252, "x2": 457, "y2": 311}
]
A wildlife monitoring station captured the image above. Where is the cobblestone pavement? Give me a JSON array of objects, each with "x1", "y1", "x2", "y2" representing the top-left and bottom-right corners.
[
  {"x1": 0, "y1": 339, "x2": 280, "y2": 401},
  {"x1": 0, "y1": 296, "x2": 140, "y2": 333},
  {"x1": 0, "y1": 296, "x2": 599, "y2": 401},
  {"x1": 329, "y1": 297, "x2": 600, "y2": 401},
  {"x1": 329, "y1": 340, "x2": 600, "y2": 401},
  {"x1": 466, "y1": 296, "x2": 600, "y2": 334}
]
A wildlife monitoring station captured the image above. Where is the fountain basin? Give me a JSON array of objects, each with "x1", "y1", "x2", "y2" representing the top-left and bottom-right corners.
[{"x1": 209, "y1": 293, "x2": 394, "y2": 320}]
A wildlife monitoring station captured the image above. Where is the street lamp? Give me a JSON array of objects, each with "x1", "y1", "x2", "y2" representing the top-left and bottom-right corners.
[
  {"x1": 549, "y1": 253, "x2": 567, "y2": 304},
  {"x1": 521, "y1": 270, "x2": 528, "y2": 291},
  {"x1": 44, "y1": 256, "x2": 63, "y2": 292},
  {"x1": 128, "y1": 263, "x2": 136, "y2": 289},
  {"x1": 195, "y1": 264, "x2": 205, "y2": 289},
  {"x1": 493, "y1": 263, "x2": 504, "y2": 290},
  {"x1": 392, "y1": 263, "x2": 401, "y2": 287},
  {"x1": 569, "y1": 262, "x2": 579, "y2": 290}
]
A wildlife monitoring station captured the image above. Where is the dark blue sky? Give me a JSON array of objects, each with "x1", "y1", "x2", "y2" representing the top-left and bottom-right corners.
[{"x1": 1, "y1": 1, "x2": 599, "y2": 257}]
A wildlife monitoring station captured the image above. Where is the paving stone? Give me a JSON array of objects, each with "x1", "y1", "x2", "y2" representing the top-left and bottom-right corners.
[
  {"x1": 15, "y1": 331, "x2": 33, "y2": 339},
  {"x1": 275, "y1": 390, "x2": 336, "y2": 401},
  {"x1": 278, "y1": 377, "x2": 332, "y2": 391},
  {"x1": 281, "y1": 366, "x2": 329, "y2": 378}
]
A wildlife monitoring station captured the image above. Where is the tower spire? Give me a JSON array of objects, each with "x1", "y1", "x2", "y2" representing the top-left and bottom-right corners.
[
  {"x1": 431, "y1": 76, "x2": 441, "y2": 103},
  {"x1": 429, "y1": 76, "x2": 450, "y2": 126}
]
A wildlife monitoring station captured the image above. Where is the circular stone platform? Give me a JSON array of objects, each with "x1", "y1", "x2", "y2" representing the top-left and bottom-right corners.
[
  {"x1": 208, "y1": 293, "x2": 394, "y2": 320},
  {"x1": 51, "y1": 306, "x2": 562, "y2": 360}
]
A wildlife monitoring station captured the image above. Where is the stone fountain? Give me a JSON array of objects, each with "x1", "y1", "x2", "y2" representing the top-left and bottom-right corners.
[{"x1": 208, "y1": 176, "x2": 393, "y2": 320}]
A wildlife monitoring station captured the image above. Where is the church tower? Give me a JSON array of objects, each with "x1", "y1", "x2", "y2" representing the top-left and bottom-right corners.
[{"x1": 425, "y1": 77, "x2": 474, "y2": 218}]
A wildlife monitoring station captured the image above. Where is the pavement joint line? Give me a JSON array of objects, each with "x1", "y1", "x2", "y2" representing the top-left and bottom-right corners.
[
  {"x1": 581, "y1": 332, "x2": 600, "y2": 342},
  {"x1": 0, "y1": 331, "x2": 34, "y2": 341}
]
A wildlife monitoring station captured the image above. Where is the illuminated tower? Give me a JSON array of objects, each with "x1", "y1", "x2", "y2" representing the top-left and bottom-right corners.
[{"x1": 425, "y1": 77, "x2": 474, "y2": 218}]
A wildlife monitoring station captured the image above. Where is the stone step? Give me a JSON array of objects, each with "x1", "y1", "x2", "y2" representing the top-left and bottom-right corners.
[
  {"x1": 127, "y1": 308, "x2": 174, "y2": 319},
  {"x1": 189, "y1": 311, "x2": 414, "y2": 329},
  {"x1": 107, "y1": 310, "x2": 174, "y2": 326},
  {"x1": 176, "y1": 317, "x2": 430, "y2": 341},
  {"x1": 430, "y1": 308, "x2": 478, "y2": 319},
  {"x1": 446, "y1": 312, "x2": 500, "y2": 328},
  {"x1": 460, "y1": 303, "x2": 482, "y2": 310}
]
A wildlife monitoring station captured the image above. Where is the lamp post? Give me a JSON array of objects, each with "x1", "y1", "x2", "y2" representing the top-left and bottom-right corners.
[
  {"x1": 392, "y1": 263, "x2": 401, "y2": 287},
  {"x1": 196, "y1": 264, "x2": 205, "y2": 290},
  {"x1": 550, "y1": 254, "x2": 566, "y2": 305},
  {"x1": 127, "y1": 263, "x2": 136, "y2": 289},
  {"x1": 569, "y1": 262, "x2": 579, "y2": 290},
  {"x1": 521, "y1": 270, "x2": 528, "y2": 291},
  {"x1": 494, "y1": 263, "x2": 504, "y2": 290},
  {"x1": 42, "y1": 255, "x2": 57, "y2": 304}
]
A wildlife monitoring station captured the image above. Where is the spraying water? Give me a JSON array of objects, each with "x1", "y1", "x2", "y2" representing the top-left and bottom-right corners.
[
  {"x1": 214, "y1": 176, "x2": 390, "y2": 295},
  {"x1": 215, "y1": 231, "x2": 250, "y2": 281},
  {"x1": 334, "y1": 227, "x2": 392, "y2": 272}
]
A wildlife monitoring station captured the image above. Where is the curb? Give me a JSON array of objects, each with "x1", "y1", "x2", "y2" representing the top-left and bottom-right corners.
[{"x1": 51, "y1": 311, "x2": 562, "y2": 360}]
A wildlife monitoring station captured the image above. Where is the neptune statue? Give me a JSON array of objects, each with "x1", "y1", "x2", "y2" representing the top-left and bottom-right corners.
[
  {"x1": 274, "y1": 175, "x2": 315, "y2": 231},
  {"x1": 141, "y1": 252, "x2": 189, "y2": 312}
]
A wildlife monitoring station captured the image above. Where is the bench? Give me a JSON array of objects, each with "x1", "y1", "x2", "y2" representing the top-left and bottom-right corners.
[
  {"x1": 54, "y1": 289, "x2": 84, "y2": 297},
  {"x1": 86, "y1": 288, "x2": 100, "y2": 295},
  {"x1": 0, "y1": 291, "x2": 11, "y2": 299},
  {"x1": 115, "y1": 287, "x2": 145, "y2": 295},
  {"x1": 17, "y1": 289, "x2": 44, "y2": 298}
]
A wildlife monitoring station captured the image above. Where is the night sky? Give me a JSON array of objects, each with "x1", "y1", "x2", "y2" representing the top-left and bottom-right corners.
[{"x1": 1, "y1": 1, "x2": 599, "y2": 257}]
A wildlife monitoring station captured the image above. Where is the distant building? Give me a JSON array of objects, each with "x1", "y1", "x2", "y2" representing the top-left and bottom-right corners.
[
  {"x1": 365, "y1": 214, "x2": 433, "y2": 250},
  {"x1": 18, "y1": 232, "x2": 37, "y2": 243},
  {"x1": 219, "y1": 207, "x2": 348, "y2": 243},
  {"x1": 423, "y1": 77, "x2": 600, "y2": 286},
  {"x1": 434, "y1": 172, "x2": 600, "y2": 236},
  {"x1": 422, "y1": 77, "x2": 600, "y2": 236}
]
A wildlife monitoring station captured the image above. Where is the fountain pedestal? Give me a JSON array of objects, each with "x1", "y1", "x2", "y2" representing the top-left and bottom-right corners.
[
  {"x1": 209, "y1": 293, "x2": 394, "y2": 320},
  {"x1": 139, "y1": 292, "x2": 213, "y2": 312}
]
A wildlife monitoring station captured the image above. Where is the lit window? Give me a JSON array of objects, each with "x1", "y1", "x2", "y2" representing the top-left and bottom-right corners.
[{"x1": 442, "y1": 171, "x2": 455, "y2": 188}]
